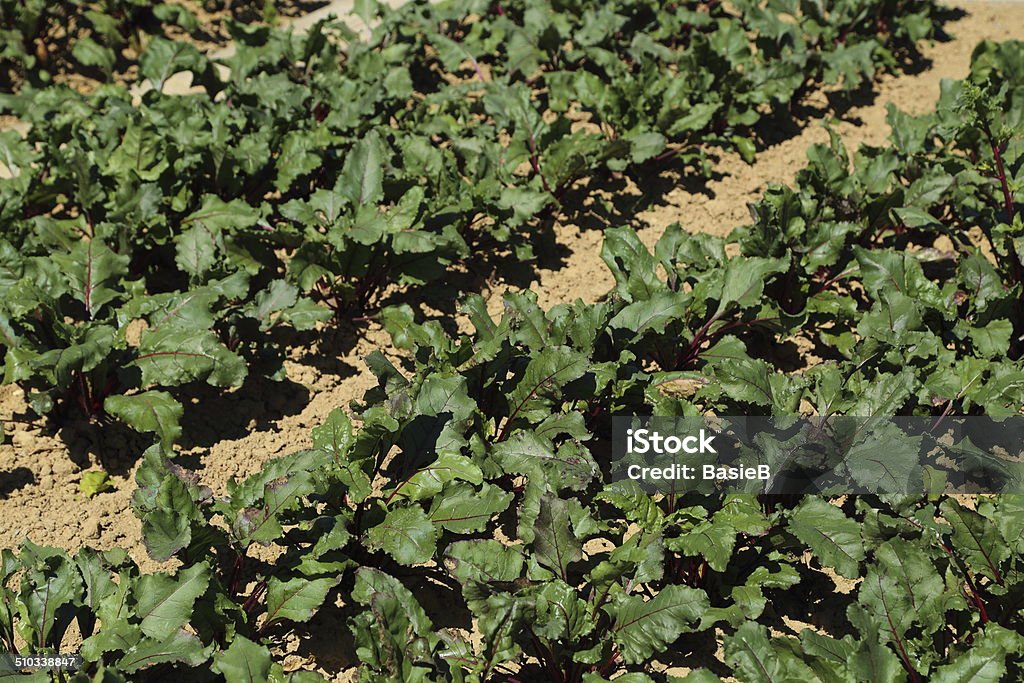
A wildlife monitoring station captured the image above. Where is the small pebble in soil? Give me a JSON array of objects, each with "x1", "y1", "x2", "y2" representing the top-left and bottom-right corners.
[
  {"x1": 84, "y1": 518, "x2": 102, "y2": 539},
  {"x1": 53, "y1": 459, "x2": 77, "y2": 475}
]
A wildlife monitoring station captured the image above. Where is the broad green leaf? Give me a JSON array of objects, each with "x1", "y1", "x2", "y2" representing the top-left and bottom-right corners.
[
  {"x1": 212, "y1": 636, "x2": 272, "y2": 683},
  {"x1": 609, "y1": 291, "x2": 688, "y2": 337},
  {"x1": 444, "y1": 540, "x2": 524, "y2": 585},
  {"x1": 118, "y1": 630, "x2": 212, "y2": 673},
  {"x1": 503, "y1": 346, "x2": 588, "y2": 434},
  {"x1": 428, "y1": 482, "x2": 511, "y2": 533},
  {"x1": 609, "y1": 585, "x2": 709, "y2": 664},
  {"x1": 940, "y1": 499, "x2": 1009, "y2": 583},
  {"x1": 337, "y1": 132, "x2": 386, "y2": 207},
  {"x1": 108, "y1": 126, "x2": 169, "y2": 181},
  {"x1": 18, "y1": 545, "x2": 83, "y2": 649},
  {"x1": 264, "y1": 576, "x2": 339, "y2": 627},
  {"x1": 394, "y1": 452, "x2": 482, "y2": 502},
  {"x1": 351, "y1": 567, "x2": 434, "y2": 637},
  {"x1": 363, "y1": 505, "x2": 439, "y2": 566},
  {"x1": 857, "y1": 538, "x2": 955, "y2": 642},
  {"x1": 931, "y1": 624, "x2": 1023, "y2": 683},
  {"x1": 724, "y1": 622, "x2": 816, "y2": 682},
  {"x1": 181, "y1": 195, "x2": 262, "y2": 233},
  {"x1": 52, "y1": 240, "x2": 128, "y2": 318},
  {"x1": 104, "y1": 391, "x2": 184, "y2": 451},
  {"x1": 533, "y1": 494, "x2": 583, "y2": 580},
  {"x1": 134, "y1": 329, "x2": 246, "y2": 388},
  {"x1": 134, "y1": 563, "x2": 210, "y2": 641},
  {"x1": 71, "y1": 36, "x2": 115, "y2": 73},
  {"x1": 788, "y1": 497, "x2": 864, "y2": 578},
  {"x1": 715, "y1": 256, "x2": 786, "y2": 316},
  {"x1": 233, "y1": 470, "x2": 316, "y2": 546}
]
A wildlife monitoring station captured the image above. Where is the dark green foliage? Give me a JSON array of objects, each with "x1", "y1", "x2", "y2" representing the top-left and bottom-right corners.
[
  {"x1": 6, "y1": 6, "x2": 1024, "y2": 683},
  {"x1": 0, "y1": 0, "x2": 949, "y2": 443}
]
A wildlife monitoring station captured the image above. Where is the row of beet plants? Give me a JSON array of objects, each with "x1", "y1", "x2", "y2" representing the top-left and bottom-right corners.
[
  {"x1": 1, "y1": 39, "x2": 1022, "y2": 680},
  {"x1": 0, "y1": 0, "x2": 948, "y2": 442},
  {"x1": 0, "y1": 0, "x2": 280, "y2": 90}
]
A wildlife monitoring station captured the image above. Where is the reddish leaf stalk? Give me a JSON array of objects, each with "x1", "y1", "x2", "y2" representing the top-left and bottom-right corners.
[
  {"x1": 982, "y1": 124, "x2": 1022, "y2": 285},
  {"x1": 526, "y1": 133, "x2": 555, "y2": 199},
  {"x1": 596, "y1": 648, "x2": 620, "y2": 677},
  {"x1": 243, "y1": 580, "x2": 268, "y2": 616}
]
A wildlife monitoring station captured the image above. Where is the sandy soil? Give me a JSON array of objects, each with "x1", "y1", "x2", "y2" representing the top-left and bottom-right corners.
[{"x1": 1, "y1": 0, "x2": 1023, "y2": 677}]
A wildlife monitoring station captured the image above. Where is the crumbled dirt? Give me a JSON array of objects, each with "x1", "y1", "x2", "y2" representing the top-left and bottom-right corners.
[{"x1": 0, "y1": 1, "x2": 1022, "y2": 679}]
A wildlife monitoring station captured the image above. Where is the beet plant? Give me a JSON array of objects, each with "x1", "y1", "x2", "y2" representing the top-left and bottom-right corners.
[{"x1": 5, "y1": 9, "x2": 1024, "y2": 683}]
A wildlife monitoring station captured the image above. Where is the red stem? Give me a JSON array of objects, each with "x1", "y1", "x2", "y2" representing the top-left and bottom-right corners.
[
  {"x1": 983, "y1": 126, "x2": 1022, "y2": 285},
  {"x1": 526, "y1": 133, "x2": 556, "y2": 200}
]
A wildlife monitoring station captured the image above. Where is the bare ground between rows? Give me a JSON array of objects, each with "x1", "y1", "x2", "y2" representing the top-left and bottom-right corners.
[{"x1": 1, "y1": 2, "x2": 1023, "y2": 679}]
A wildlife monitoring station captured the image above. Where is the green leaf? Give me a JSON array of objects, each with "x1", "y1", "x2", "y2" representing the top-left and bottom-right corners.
[
  {"x1": 337, "y1": 132, "x2": 386, "y2": 207},
  {"x1": 429, "y1": 482, "x2": 511, "y2": 533},
  {"x1": 264, "y1": 576, "x2": 339, "y2": 627},
  {"x1": 118, "y1": 630, "x2": 212, "y2": 672},
  {"x1": 138, "y1": 464, "x2": 200, "y2": 561},
  {"x1": 533, "y1": 494, "x2": 584, "y2": 580},
  {"x1": 134, "y1": 562, "x2": 210, "y2": 641},
  {"x1": 609, "y1": 585, "x2": 709, "y2": 664},
  {"x1": 233, "y1": 469, "x2": 316, "y2": 546},
  {"x1": 310, "y1": 408, "x2": 355, "y2": 462},
  {"x1": 134, "y1": 329, "x2": 247, "y2": 388},
  {"x1": 788, "y1": 497, "x2": 864, "y2": 579},
  {"x1": 363, "y1": 505, "x2": 439, "y2": 566},
  {"x1": 181, "y1": 194, "x2": 262, "y2": 233},
  {"x1": 176, "y1": 224, "x2": 218, "y2": 278},
  {"x1": 52, "y1": 240, "x2": 128, "y2": 318},
  {"x1": 71, "y1": 37, "x2": 115, "y2": 73},
  {"x1": 940, "y1": 499, "x2": 1009, "y2": 583},
  {"x1": 724, "y1": 621, "x2": 816, "y2": 682},
  {"x1": 349, "y1": 567, "x2": 444, "y2": 676},
  {"x1": 351, "y1": 567, "x2": 434, "y2": 637},
  {"x1": 18, "y1": 544, "x2": 83, "y2": 649},
  {"x1": 492, "y1": 431, "x2": 598, "y2": 491},
  {"x1": 609, "y1": 291, "x2": 688, "y2": 336},
  {"x1": 212, "y1": 636, "x2": 272, "y2": 683},
  {"x1": 444, "y1": 540, "x2": 524, "y2": 585},
  {"x1": 601, "y1": 226, "x2": 662, "y2": 301},
  {"x1": 856, "y1": 538, "x2": 955, "y2": 643},
  {"x1": 931, "y1": 624, "x2": 1023, "y2": 683},
  {"x1": 139, "y1": 38, "x2": 207, "y2": 90},
  {"x1": 715, "y1": 256, "x2": 786, "y2": 316},
  {"x1": 393, "y1": 452, "x2": 482, "y2": 503},
  {"x1": 108, "y1": 126, "x2": 169, "y2": 181},
  {"x1": 78, "y1": 470, "x2": 114, "y2": 498},
  {"x1": 104, "y1": 391, "x2": 184, "y2": 451},
  {"x1": 503, "y1": 346, "x2": 588, "y2": 433}
]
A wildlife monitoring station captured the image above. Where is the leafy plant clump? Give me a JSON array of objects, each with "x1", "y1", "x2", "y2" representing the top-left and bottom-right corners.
[
  {"x1": 0, "y1": 0, "x2": 949, "y2": 444},
  {"x1": 0, "y1": 0, "x2": 288, "y2": 91},
  {"x1": 2, "y1": 39, "x2": 1023, "y2": 680}
]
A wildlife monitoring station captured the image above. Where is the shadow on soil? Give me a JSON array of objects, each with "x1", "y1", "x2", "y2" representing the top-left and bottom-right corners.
[
  {"x1": 0, "y1": 467, "x2": 35, "y2": 498},
  {"x1": 174, "y1": 375, "x2": 312, "y2": 450},
  {"x1": 48, "y1": 375, "x2": 317, "y2": 475},
  {"x1": 764, "y1": 563, "x2": 858, "y2": 639}
]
